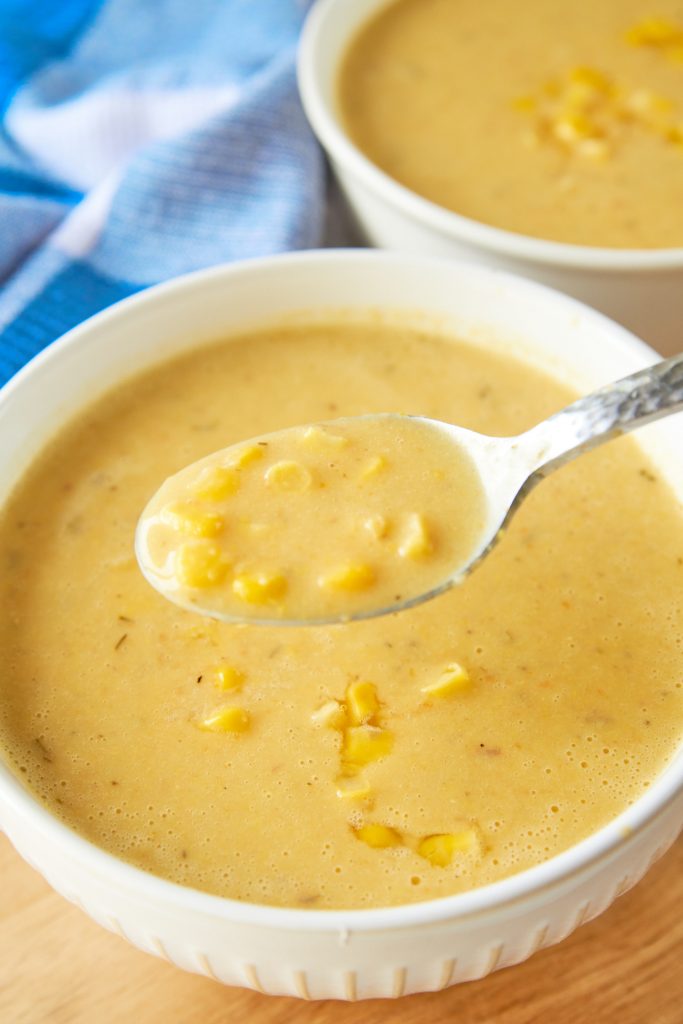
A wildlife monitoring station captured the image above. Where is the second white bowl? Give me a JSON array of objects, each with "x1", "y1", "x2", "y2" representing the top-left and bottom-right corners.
[{"x1": 297, "y1": 0, "x2": 683, "y2": 354}]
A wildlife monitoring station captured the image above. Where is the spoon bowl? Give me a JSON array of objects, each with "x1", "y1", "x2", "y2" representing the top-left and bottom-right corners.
[{"x1": 136, "y1": 354, "x2": 683, "y2": 625}]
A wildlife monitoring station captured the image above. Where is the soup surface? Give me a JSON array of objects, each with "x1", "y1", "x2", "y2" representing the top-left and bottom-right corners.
[
  {"x1": 137, "y1": 415, "x2": 486, "y2": 623},
  {"x1": 0, "y1": 318, "x2": 682, "y2": 909},
  {"x1": 338, "y1": 0, "x2": 683, "y2": 248}
]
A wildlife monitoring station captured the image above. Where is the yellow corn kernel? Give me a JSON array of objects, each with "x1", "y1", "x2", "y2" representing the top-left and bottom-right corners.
[
  {"x1": 343, "y1": 725, "x2": 394, "y2": 766},
  {"x1": 214, "y1": 663, "x2": 244, "y2": 691},
  {"x1": 564, "y1": 82, "x2": 600, "y2": 110},
  {"x1": 175, "y1": 540, "x2": 229, "y2": 588},
  {"x1": 421, "y1": 662, "x2": 471, "y2": 698},
  {"x1": 359, "y1": 455, "x2": 387, "y2": 480},
  {"x1": 264, "y1": 459, "x2": 312, "y2": 492},
  {"x1": 354, "y1": 823, "x2": 402, "y2": 849},
  {"x1": 364, "y1": 513, "x2": 390, "y2": 540},
  {"x1": 552, "y1": 111, "x2": 599, "y2": 144},
  {"x1": 229, "y1": 444, "x2": 265, "y2": 469},
  {"x1": 161, "y1": 501, "x2": 224, "y2": 538},
  {"x1": 417, "y1": 830, "x2": 477, "y2": 867},
  {"x1": 568, "y1": 66, "x2": 611, "y2": 93},
  {"x1": 299, "y1": 425, "x2": 348, "y2": 450},
  {"x1": 669, "y1": 44, "x2": 683, "y2": 63},
  {"x1": 511, "y1": 94, "x2": 535, "y2": 113},
  {"x1": 398, "y1": 512, "x2": 433, "y2": 559},
  {"x1": 563, "y1": 70, "x2": 610, "y2": 112},
  {"x1": 335, "y1": 774, "x2": 372, "y2": 801},
  {"x1": 232, "y1": 571, "x2": 287, "y2": 605},
  {"x1": 626, "y1": 17, "x2": 682, "y2": 47},
  {"x1": 193, "y1": 465, "x2": 240, "y2": 501},
  {"x1": 346, "y1": 681, "x2": 380, "y2": 726},
  {"x1": 199, "y1": 705, "x2": 250, "y2": 733},
  {"x1": 319, "y1": 563, "x2": 375, "y2": 592},
  {"x1": 310, "y1": 699, "x2": 347, "y2": 730}
]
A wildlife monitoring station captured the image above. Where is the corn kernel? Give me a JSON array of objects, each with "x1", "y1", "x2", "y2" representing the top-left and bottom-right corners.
[
  {"x1": 417, "y1": 830, "x2": 477, "y2": 867},
  {"x1": 299, "y1": 425, "x2": 348, "y2": 450},
  {"x1": 264, "y1": 460, "x2": 312, "y2": 492},
  {"x1": 161, "y1": 501, "x2": 224, "y2": 538},
  {"x1": 359, "y1": 455, "x2": 387, "y2": 480},
  {"x1": 354, "y1": 823, "x2": 402, "y2": 849},
  {"x1": 335, "y1": 774, "x2": 372, "y2": 801},
  {"x1": 346, "y1": 681, "x2": 380, "y2": 726},
  {"x1": 626, "y1": 17, "x2": 682, "y2": 47},
  {"x1": 199, "y1": 705, "x2": 250, "y2": 733},
  {"x1": 398, "y1": 512, "x2": 433, "y2": 559},
  {"x1": 175, "y1": 540, "x2": 229, "y2": 589},
  {"x1": 568, "y1": 66, "x2": 611, "y2": 93},
  {"x1": 310, "y1": 699, "x2": 347, "y2": 730},
  {"x1": 564, "y1": 82, "x2": 599, "y2": 110},
  {"x1": 364, "y1": 513, "x2": 390, "y2": 540},
  {"x1": 193, "y1": 465, "x2": 240, "y2": 501},
  {"x1": 319, "y1": 563, "x2": 375, "y2": 592},
  {"x1": 229, "y1": 444, "x2": 265, "y2": 469},
  {"x1": 343, "y1": 725, "x2": 394, "y2": 766},
  {"x1": 421, "y1": 662, "x2": 471, "y2": 698},
  {"x1": 214, "y1": 663, "x2": 244, "y2": 691},
  {"x1": 232, "y1": 571, "x2": 287, "y2": 605},
  {"x1": 552, "y1": 111, "x2": 600, "y2": 144}
]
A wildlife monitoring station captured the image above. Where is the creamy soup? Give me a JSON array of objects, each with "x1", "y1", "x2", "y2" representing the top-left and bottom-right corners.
[
  {"x1": 137, "y1": 415, "x2": 486, "y2": 623},
  {"x1": 0, "y1": 319, "x2": 682, "y2": 909},
  {"x1": 338, "y1": 0, "x2": 683, "y2": 248}
]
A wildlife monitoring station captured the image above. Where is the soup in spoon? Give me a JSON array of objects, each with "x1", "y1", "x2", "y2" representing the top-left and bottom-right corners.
[{"x1": 136, "y1": 415, "x2": 486, "y2": 623}]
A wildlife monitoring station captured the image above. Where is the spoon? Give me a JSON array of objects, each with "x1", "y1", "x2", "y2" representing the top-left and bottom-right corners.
[{"x1": 136, "y1": 353, "x2": 683, "y2": 626}]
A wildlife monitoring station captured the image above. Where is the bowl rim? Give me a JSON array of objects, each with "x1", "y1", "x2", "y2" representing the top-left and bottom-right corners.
[
  {"x1": 297, "y1": 0, "x2": 683, "y2": 272},
  {"x1": 0, "y1": 247, "x2": 681, "y2": 936}
]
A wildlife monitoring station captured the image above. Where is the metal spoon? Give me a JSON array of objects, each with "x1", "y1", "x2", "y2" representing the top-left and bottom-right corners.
[{"x1": 136, "y1": 353, "x2": 683, "y2": 625}]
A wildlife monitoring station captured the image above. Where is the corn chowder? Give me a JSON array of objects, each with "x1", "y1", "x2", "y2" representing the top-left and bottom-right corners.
[
  {"x1": 338, "y1": 1, "x2": 683, "y2": 248},
  {"x1": 0, "y1": 318, "x2": 682, "y2": 909},
  {"x1": 136, "y1": 415, "x2": 485, "y2": 622}
]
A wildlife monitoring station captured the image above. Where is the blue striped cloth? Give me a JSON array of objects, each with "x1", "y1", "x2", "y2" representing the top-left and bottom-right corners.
[{"x1": 0, "y1": 0, "x2": 345, "y2": 386}]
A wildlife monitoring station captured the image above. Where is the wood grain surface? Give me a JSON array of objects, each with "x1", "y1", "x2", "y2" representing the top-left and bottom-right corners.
[
  {"x1": 1, "y1": 339, "x2": 680, "y2": 1023},
  {"x1": 1, "y1": 833, "x2": 681, "y2": 1023}
]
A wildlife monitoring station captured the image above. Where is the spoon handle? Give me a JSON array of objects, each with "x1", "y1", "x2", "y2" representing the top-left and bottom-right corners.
[{"x1": 522, "y1": 353, "x2": 683, "y2": 478}]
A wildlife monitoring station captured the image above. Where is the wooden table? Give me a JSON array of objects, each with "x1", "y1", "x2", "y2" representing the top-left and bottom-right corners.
[{"x1": 2, "y1": 336, "x2": 681, "y2": 1023}]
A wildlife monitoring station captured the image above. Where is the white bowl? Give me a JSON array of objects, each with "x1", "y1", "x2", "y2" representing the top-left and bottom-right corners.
[
  {"x1": 0, "y1": 250, "x2": 681, "y2": 1000},
  {"x1": 297, "y1": 0, "x2": 683, "y2": 354}
]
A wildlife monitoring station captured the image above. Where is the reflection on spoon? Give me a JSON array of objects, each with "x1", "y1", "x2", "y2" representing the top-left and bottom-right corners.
[{"x1": 136, "y1": 354, "x2": 683, "y2": 626}]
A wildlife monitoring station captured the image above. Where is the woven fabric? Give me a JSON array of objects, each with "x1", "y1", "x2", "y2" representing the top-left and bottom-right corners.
[{"x1": 0, "y1": 0, "x2": 340, "y2": 385}]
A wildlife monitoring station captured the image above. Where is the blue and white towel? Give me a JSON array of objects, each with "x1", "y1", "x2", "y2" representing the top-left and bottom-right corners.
[{"x1": 0, "y1": 0, "x2": 346, "y2": 387}]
